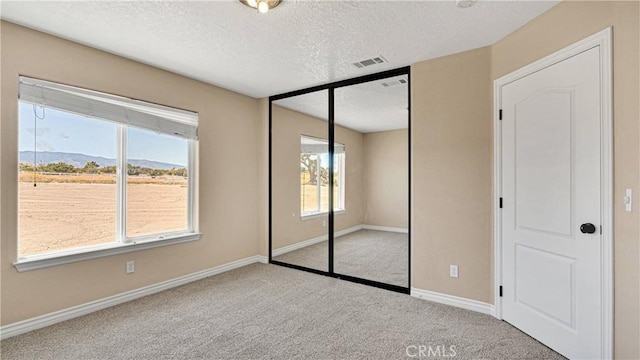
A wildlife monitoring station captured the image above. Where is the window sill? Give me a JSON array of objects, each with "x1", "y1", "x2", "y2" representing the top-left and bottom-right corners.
[
  {"x1": 13, "y1": 232, "x2": 202, "y2": 272},
  {"x1": 301, "y1": 209, "x2": 346, "y2": 220}
]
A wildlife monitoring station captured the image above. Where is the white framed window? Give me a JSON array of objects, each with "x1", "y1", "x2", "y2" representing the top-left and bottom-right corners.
[
  {"x1": 16, "y1": 76, "x2": 199, "y2": 270},
  {"x1": 300, "y1": 135, "x2": 345, "y2": 218}
]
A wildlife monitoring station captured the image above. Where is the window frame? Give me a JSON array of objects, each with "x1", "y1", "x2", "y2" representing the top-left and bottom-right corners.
[
  {"x1": 119, "y1": 125, "x2": 196, "y2": 243},
  {"x1": 299, "y1": 135, "x2": 345, "y2": 219},
  {"x1": 14, "y1": 80, "x2": 200, "y2": 272}
]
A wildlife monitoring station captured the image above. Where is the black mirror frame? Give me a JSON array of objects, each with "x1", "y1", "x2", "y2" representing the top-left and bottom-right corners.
[{"x1": 269, "y1": 66, "x2": 411, "y2": 294}]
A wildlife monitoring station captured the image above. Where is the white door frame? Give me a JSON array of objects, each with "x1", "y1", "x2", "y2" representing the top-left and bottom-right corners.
[{"x1": 493, "y1": 27, "x2": 613, "y2": 359}]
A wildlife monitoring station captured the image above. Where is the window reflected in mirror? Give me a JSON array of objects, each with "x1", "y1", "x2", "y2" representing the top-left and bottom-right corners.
[{"x1": 300, "y1": 136, "x2": 345, "y2": 217}]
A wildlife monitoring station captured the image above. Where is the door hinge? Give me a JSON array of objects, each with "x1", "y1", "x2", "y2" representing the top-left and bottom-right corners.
[
  {"x1": 499, "y1": 109, "x2": 503, "y2": 120},
  {"x1": 499, "y1": 286, "x2": 503, "y2": 297},
  {"x1": 499, "y1": 197, "x2": 503, "y2": 209}
]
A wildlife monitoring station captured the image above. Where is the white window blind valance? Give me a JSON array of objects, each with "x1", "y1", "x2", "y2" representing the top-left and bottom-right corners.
[
  {"x1": 300, "y1": 144, "x2": 345, "y2": 154},
  {"x1": 19, "y1": 76, "x2": 198, "y2": 140},
  {"x1": 300, "y1": 135, "x2": 345, "y2": 154}
]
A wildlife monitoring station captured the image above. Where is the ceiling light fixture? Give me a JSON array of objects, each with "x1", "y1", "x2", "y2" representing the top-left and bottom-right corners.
[
  {"x1": 240, "y1": 0, "x2": 281, "y2": 14},
  {"x1": 456, "y1": 0, "x2": 478, "y2": 8}
]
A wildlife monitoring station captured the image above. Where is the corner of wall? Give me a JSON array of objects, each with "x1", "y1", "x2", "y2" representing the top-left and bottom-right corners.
[{"x1": 257, "y1": 98, "x2": 270, "y2": 257}]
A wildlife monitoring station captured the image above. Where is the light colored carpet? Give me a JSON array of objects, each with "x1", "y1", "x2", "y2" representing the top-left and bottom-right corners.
[
  {"x1": 274, "y1": 229, "x2": 408, "y2": 287},
  {"x1": 1, "y1": 264, "x2": 564, "y2": 360}
]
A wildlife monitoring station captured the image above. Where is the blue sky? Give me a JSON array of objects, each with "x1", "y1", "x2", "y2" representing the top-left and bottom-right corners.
[{"x1": 19, "y1": 102, "x2": 187, "y2": 167}]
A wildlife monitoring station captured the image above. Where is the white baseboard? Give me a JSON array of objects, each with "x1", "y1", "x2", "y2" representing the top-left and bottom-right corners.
[
  {"x1": 272, "y1": 225, "x2": 363, "y2": 257},
  {"x1": 0, "y1": 255, "x2": 265, "y2": 340},
  {"x1": 362, "y1": 225, "x2": 408, "y2": 234},
  {"x1": 411, "y1": 287, "x2": 496, "y2": 316},
  {"x1": 334, "y1": 225, "x2": 365, "y2": 237}
]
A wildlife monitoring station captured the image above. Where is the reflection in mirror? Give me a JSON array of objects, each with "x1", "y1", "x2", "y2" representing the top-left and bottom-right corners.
[
  {"x1": 333, "y1": 75, "x2": 409, "y2": 287},
  {"x1": 271, "y1": 90, "x2": 328, "y2": 271},
  {"x1": 300, "y1": 136, "x2": 345, "y2": 216}
]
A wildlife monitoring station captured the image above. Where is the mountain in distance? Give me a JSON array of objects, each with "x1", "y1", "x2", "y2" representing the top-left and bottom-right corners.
[{"x1": 19, "y1": 151, "x2": 184, "y2": 170}]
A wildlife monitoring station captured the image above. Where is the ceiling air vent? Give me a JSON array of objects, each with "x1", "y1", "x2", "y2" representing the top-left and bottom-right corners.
[
  {"x1": 381, "y1": 78, "x2": 407, "y2": 87},
  {"x1": 353, "y1": 56, "x2": 387, "y2": 68}
]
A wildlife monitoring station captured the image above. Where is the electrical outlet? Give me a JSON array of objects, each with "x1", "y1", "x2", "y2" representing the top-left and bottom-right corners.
[
  {"x1": 450, "y1": 265, "x2": 459, "y2": 278},
  {"x1": 126, "y1": 261, "x2": 135, "y2": 274},
  {"x1": 323, "y1": 220, "x2": 326, "y2": 227}
]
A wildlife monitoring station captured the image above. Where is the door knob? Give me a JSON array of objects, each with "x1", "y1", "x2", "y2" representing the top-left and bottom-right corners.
[{"x1": 580, "y1": 223, "x2": 597, "y2": 234}]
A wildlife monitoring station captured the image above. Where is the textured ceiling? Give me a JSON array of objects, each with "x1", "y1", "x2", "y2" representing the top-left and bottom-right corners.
[{"x1": 0, "y1": 0, "x2": 559, "y2": 99}]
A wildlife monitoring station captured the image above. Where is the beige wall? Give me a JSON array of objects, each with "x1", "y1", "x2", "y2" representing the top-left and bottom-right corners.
[
  {"x1": 411, "y1": 47, "x2": 493, "y2": 303},
  {"x1": 271, "y1": 105, "x2": 364, "y2": 249},
  {"x1": 491, "y1": 2, "x2": 640, "y2": 357},
  {"x1": 0, "y1": 22, "x2": 261, "y2": 325},
  {"x1": 362, "y1": 129, "x2": 409, "y2": 229}
]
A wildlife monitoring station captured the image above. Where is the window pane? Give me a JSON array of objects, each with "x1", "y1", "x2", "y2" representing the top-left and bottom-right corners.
[
  {"x1": 126, "y1": 127, "x2": 188, "y2": 238},
  {"x1": 300, "y1": 136, "x2": 345, "y2": 214},
  {"x1": 319, "y1": 153, "x2": 330, "y2": 212},
  {"x1": 301, "y1": 153, "x2": 320, "y2": 214},
  {"x1": 18, "y1": 102, "x2": 117, "y2": 256},
  {"x1": 333, "y1": 153, "x2": 344, "y2": 210}
]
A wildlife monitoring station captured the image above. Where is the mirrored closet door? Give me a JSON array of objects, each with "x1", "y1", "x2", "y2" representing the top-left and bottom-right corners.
[
  {"x1": 333, "y1": 75, "x2": 409, "y2": 288},
  {"x1": 271, "y1": 90, "x2": 329, "y2": 272},
  {"x1": 269, "y1": 68, "x2": 410, "y2": 292}
]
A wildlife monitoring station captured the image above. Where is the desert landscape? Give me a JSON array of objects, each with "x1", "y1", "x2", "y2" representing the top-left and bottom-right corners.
[
  {"x1": 18, "y1": 172, "x2": 187, "y2": 256},
  {"x1": 19, "y1": 170, "x2": 330, "y2": 256}
]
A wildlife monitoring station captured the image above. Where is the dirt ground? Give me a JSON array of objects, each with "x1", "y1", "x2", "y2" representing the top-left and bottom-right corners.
[
  {"x1": 18, "y1": 181, "x2": 187, "y2": 256},
  {"x1": 19, "y1": 173, "x2": 333, "y2": 255}
]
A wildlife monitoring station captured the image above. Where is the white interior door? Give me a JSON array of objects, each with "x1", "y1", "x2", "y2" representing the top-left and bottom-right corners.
[{"x1": 500, "y1": 46, "x2": 603, "y2": 359}]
